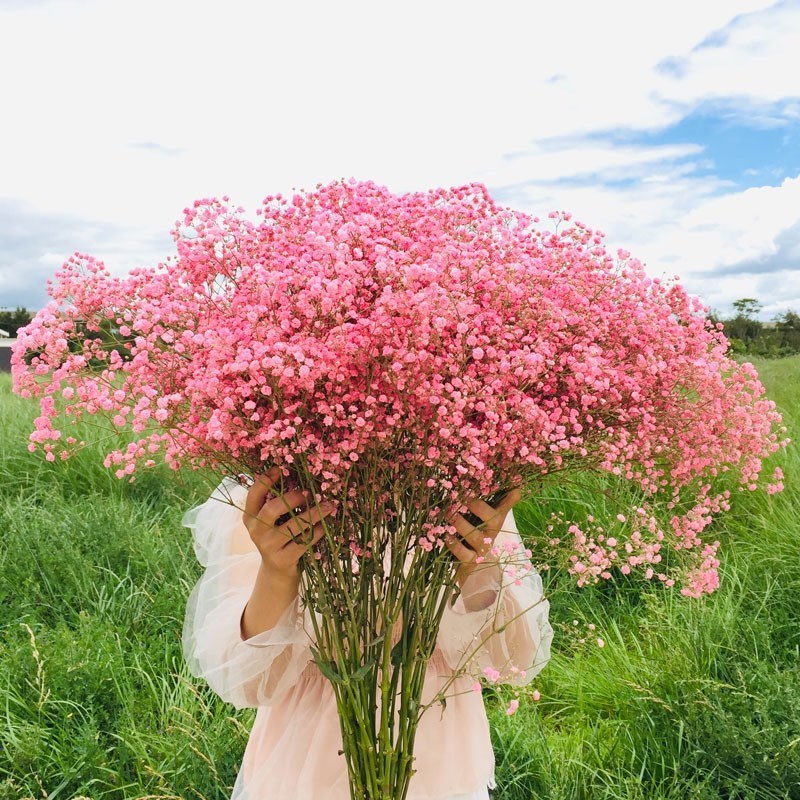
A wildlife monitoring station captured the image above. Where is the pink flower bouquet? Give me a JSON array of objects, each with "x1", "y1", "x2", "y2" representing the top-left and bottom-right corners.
[{"x1": 12, "y1": 180, "x2": 787, "y2": 799}]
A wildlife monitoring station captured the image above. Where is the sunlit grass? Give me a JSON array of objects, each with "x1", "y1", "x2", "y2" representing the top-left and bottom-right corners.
[{"x1": 1, "y1": 360, "x2": 798, "y2": 799}]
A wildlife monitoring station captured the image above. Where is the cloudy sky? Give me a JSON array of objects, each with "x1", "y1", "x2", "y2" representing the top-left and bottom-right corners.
[{"x1": 1, "y1": 0, "x2": 798, "y2": 319}]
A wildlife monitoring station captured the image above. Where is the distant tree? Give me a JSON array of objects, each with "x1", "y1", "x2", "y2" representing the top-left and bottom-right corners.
[
  {"x1": 731, "y1": 298, "x2": 762, "y2": 319},
  {"x1": 0, "y1": 307, "x2": 34, "y2": 337},
  {"x1": 718, "y1": 299, "x2": 800, "y2": 358},
  {"x1": 775, "y1": 310, "x2": 800, "y2": 354},
  {"x1": 723, "y1": 298, "x2": 764, "y2": 353}
]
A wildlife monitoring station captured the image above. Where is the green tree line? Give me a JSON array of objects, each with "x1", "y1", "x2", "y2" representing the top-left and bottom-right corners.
[{"x1": 710, "y1": 298, "x2": 800, "y2": 358}]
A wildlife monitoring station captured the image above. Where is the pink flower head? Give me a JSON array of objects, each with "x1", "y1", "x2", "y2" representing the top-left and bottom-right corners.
[
  {"x1": 10, "y1": 179, "x2": 786, "y2": 596},
  {"x1": 483, "y1": 666, "x2": 502, "y2": 684}
]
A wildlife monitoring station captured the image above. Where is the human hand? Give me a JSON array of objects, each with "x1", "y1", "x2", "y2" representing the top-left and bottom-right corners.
[
  {"x1": 445, "y1": 486, "x2": 522, "y2": 588},
  {"x1": 242, "y1": 467, "x2": 336, "y2": 580}
]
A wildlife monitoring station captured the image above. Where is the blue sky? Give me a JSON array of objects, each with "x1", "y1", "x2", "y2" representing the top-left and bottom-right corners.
[
  {"x1": 0, "y1": 0, "x2": 798, "y2": 320},
  {"x1": 640, "y1": 103, "x2": 800, "y2": 189}
]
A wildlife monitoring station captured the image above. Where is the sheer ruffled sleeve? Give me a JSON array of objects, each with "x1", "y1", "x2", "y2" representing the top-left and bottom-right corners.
[
  {"x1": 181, "y1": 477, "x2": 314, "y2": 709},
  {"x1": 436, "y1": 508, "x2": 553, "y2": 687}
]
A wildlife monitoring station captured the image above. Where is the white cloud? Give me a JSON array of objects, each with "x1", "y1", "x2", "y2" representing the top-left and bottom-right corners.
[
  {"x1": 660, "y1": 1, "x2": 800, "y2": 106},
  {"x1": 486, "y1": 142, "x2": 703, "y2": 186},
  {"x1": 491, "y1": 171, "x2": 800, "y2": 321},
  {"x1": 0, "y1": 0, "x2": 780, "y2": 213},
  {"x1": 0, "y1": 198, "x2": 171, "y2": 307},
  {"x1": 680, "y1": 177, "x2": 800, "y2": 266},
  {"x1": 0, "y1": 0, "x2": 797, "y2": 318}
]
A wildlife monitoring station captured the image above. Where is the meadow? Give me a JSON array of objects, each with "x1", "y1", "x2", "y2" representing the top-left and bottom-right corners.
[{"x1": 0, "y1": 357, "x2": 798, "y2": 799}]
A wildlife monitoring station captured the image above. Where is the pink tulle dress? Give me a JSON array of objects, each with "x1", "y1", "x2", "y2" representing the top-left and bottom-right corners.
[{"x1": 182, "y1": 479, "x2": 553, "y2": 800}]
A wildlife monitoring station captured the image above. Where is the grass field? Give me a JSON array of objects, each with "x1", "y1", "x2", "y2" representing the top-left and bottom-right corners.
[{"x1": 1, "y1": 358, "x2": 798, "y2": 799}]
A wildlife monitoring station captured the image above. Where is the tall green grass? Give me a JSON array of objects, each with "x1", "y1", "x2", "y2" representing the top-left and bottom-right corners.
[
  {"x1": 0, "y1": 357, "x2": 798, "y2": 799},
  {"x1": 488, "y1": 356, "x2": 800, "y2": 800}
]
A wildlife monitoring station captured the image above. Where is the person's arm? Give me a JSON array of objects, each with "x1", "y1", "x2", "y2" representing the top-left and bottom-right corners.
[
  {"x1": 438, "y1": 506, "x2": 554, "y2": 686},
  {"x1": 182, "y1": 474, "x2": 332, "y2": 708},
  {"x1": 240, "y1": 563, "x2": 301, "y2": 639},
  {"x1": 238, "y1": 466, "x2": 334, "y2": 638},
  {"x1": 444, "y1": 488, "x2": 521, "y2": 609}
]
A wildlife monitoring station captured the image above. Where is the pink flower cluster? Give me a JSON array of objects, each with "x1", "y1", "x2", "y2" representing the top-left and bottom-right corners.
[
  {"x1": 12, "y1": 180, "x2": 787, "y2": 593},
  {"x1": 544, "y1": 499, "x2": 721, "y2": 596}
]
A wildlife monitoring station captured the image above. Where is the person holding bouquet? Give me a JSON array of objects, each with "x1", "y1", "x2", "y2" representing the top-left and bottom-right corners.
[
  {"x1": 182, "y1": 468, "x2": 554, "y2": 800},
  {"x1": 14, "y1": 178, "x2": 784, "y2": 799}
]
